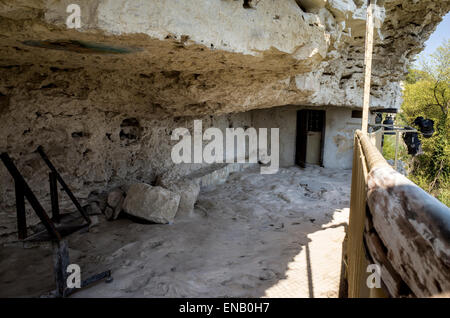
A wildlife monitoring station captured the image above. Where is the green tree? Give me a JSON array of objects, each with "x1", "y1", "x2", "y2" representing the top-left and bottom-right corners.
[{"x1": 401, "y1": 39, "x2": 450, "y2": 205}]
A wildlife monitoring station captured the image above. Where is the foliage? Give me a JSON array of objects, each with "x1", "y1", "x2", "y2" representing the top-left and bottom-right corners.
[
  {"x1": 400, "y1": 39, "x2": 449, "y2": 206},
  {"x1": 382, "y1": 134, "x2": 408, "y2": 161},
  {"x1": 382, "y1": 135, "x2": 396, "y2": 160}
]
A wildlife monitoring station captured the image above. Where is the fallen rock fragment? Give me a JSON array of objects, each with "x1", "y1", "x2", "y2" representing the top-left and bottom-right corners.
[
  {"x1": 106, "y1": 188, "x2": 126, "y2": 220},
  {"x1": 104, "y1": 206, "x2": 114, "y2": 221},
  {"x1": 157, "y1": 177, "x2": 200, "y2": 216},
  {"x1": 112, "y1": 195, "x2": 125, "y2": 220},
  {"x1": 85, "y1": 201, "x2": 102, "y2": 216},
  {"x1": 89, "y1": 215, "x2": 100, "y2": 228},
  {"x1": 107, "y1": 188, "x2": 124, "y2": 208},
  {"x1": 123, "y1": 183, "x2": 180, "y2": 224}
]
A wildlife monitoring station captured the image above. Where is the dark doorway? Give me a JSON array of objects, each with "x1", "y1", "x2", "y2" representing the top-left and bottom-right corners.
[{"x1": 295, "y1": 110, "x2": 326, "y2": 167}]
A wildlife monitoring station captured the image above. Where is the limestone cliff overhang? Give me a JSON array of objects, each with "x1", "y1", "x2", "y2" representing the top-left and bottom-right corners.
[{"x1": 0, "y1": 0, "x2": 449, "y2": 116}]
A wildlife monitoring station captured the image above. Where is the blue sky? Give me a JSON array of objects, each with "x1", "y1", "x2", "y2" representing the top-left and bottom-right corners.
[{"x1": 413, "y1": 12, "x2": 450, "y2": 67}]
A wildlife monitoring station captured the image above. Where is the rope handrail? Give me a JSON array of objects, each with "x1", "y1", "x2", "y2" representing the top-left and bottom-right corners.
[{"x1": 355, "y1": 130, "x2": 390, "y2": 171}]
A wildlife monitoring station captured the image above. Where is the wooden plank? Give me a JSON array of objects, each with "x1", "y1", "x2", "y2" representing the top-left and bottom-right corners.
[
  {"x1": 358, "y1": 128, "x2": 450, "y2": 296},
  {"x1": 361, "y1": 0, "x2": 376, "y2": 134},
  {"x1": 363, "y1": 220, "x2": 409, "y2": 297},
  {"x1": 347, "y1": 134, "x2": 370, "y2": 297},
  {"x1": 364, "y1": 231, "x2": 403, "y2": 296},
  {"x1": 366, "y1": 166, "x2": 450, "y2": 297}
]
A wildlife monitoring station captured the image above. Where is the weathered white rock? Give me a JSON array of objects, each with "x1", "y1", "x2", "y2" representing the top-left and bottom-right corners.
[
  {"x1": 89, "y1": 215, "x2": 100, "y2": 228},
  {"x1": 123, "y1": 183, "x2": 180, "y2": 224},
  {"x1": 1, "y1": 0, "x2": 447, "y2": 117},
  {"x1": 107, "y1": 188, "x2": 124, "y2": 209},
  {"x1": 157, "y1": 178, "x2": 200, "y2": 216},
  {"x1": 106, "y1": 188, "x2": 125, "y2": 220}
]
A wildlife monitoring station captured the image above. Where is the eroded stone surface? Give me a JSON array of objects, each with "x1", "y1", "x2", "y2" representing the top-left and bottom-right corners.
[
  {"x1": 1, "y1": 0, "x2": 448, "y2": 115},
  {"x1": 157, "y1": 177, "x2": 200, "y2": 217},
  {"x1": 123, "y1": 183, "x2": 180, "y2": 224},
  {"x1": 107, "y1": 188, "x2": 124, "y2": 209}
]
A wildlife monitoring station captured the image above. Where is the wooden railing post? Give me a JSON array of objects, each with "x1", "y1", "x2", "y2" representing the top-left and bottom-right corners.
[
  {"x1": 347, "y1": 130, "x2": 450, "y2": 297},
  {"x1": 361, "y1": 0, "x2": 376, "y2": 133},
  {"x1": 347, "y1": 134, "x2": 370, "y2": 297}
]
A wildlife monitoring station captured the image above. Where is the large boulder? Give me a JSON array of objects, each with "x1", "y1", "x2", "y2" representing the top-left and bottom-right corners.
[
  {"x1": 123, "y1": 183, "x2": 180, "y2": 224},
  {"x1": 157, "y1": 178, "x2": 200, "y2": 217}
]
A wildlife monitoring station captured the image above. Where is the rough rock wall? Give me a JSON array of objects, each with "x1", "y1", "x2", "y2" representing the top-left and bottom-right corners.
[
  {"x1": 1, "y1": 0, "x2": 449, "y2": 115},
  {"x1": 0, "y1": 109, "x2": 253, "y2": 237}
]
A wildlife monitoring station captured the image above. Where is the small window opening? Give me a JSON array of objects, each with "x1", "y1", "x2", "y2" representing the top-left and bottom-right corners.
[{"x1": 352, "y1": 110, "x2": 363, "y2": 119}]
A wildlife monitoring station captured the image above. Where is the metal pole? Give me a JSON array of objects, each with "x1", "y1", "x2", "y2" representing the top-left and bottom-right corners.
[
  {"x1": 50, "y1": 172, "x2": 60, "y2": 223},
  {"x1": 394, "y1": 130, "x2": 400, "y2": 171},
  {"x1": 53, "y1": 240, "x2": 70, "y2": 297},
  {"x1": 37, "y1": 146, "x2": 90, "y2": 224},
  {"x1": 0, "y1": 152, "x2": 61, "y2": 241},
  {"x1": 362, "y1": 0, "x2": 376, "y2": 134}
]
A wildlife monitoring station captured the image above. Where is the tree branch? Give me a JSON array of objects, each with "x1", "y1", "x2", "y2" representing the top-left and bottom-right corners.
[{"x1": 433, "y1": 80, "x2": 446, "y2": 116}]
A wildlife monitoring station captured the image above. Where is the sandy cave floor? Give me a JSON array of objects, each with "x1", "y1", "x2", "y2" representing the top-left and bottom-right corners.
[{"x1": 0, "y1": 165, "x2": 351, "y2": 298}]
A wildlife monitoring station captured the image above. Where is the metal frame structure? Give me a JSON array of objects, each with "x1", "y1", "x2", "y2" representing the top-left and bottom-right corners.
[
  {"x1": 369, "y1": 124, "x2": 419, "y2": 171},
  {"x1": 0, "y1": 146, "x2": 112, "y2": 297}
]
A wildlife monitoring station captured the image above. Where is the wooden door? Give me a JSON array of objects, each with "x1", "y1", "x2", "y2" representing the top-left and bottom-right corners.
[{"x1": 295, "y1": 110, "x2": 308, "y2": 168}]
